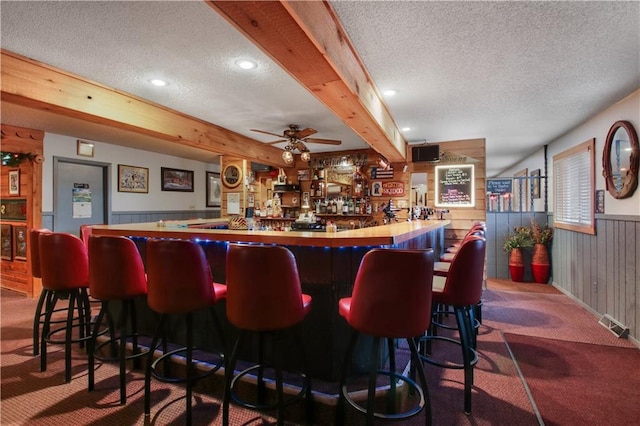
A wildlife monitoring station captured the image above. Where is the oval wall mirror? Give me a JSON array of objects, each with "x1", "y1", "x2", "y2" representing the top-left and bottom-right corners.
[{"x1": 602, "y1": 120, "x2": 639, "y2": 199}]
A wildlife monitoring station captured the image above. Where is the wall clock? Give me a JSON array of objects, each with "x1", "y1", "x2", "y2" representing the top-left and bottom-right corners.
[{"x1": 222, "y1": 164, "x2": 242, "y2": 188}]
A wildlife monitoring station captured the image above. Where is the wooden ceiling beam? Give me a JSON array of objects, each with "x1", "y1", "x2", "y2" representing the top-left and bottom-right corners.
[
  {"x1": 207, "y1": 0, "x2": 407, "y2": 163},
  {"x1": 0, "y1": 49, "x2": 289, "y2": 168}
]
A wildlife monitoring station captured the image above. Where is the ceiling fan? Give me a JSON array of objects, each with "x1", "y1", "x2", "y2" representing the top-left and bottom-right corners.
[{"x1": 251, "y1": 124, "x2": 342, "y2": 164}]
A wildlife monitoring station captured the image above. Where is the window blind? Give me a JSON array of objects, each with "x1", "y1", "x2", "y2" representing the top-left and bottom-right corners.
[{"x1": 553, "y1": 138, "x2": 595, "y2": 234}]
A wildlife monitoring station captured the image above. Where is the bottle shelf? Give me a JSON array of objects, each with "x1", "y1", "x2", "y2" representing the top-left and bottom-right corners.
[{"x1": 316, "y1": 214, "x2": 371, "y2": 218}]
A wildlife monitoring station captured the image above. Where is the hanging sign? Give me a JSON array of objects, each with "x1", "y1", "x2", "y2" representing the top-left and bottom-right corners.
[
  {"x1": 72, "y1": 183, "x2": 92, "y2": 218},
  {"x1": 381, "y1": 181, "x2": 405, "y2": 197}
]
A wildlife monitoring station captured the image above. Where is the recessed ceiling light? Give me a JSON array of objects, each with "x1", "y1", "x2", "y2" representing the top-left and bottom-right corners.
[
  {"x1": 383, "y1": 89, "x2": 398, "y2": 97},
  {"x1": 149, "y1": 79, "x2": 168, "y2": 87},
  {"x1": 235, "y1": 59, "x2": 257, "y2": 70},
  {"x1": 402, "y1": 127, "x2": 412, "y2": 132}
]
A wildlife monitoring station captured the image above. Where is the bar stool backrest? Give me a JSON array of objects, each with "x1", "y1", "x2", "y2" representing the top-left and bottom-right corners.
[
  {"x1": 88, "y1": 235, "x2": 147, "y2": 300},
  {"x1": 226, "y1": 243, "x2": 305, "y2": 331},
  {"x1": 441, "y1": 236, "x2": 486, "y2": 306},
  {"x1": 348, "y1": 248, "x2": 435, "y2": 338},
  {"x1": 29, "y1": 228, "x2": 51, "y2": 279},
  {"x1": 145, "y1": 239, "x2": 216, "y2": 314},
  {"x1": 39, "y1": 232, "x2": 89, "y2": 291},
  {"x1": 79, "y1": 224, "x2": 95, "y2": 248}
]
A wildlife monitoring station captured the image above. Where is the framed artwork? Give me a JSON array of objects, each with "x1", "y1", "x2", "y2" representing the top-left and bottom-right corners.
[
  {"x1": 302, "y1": 191, "x2": 310, "y2": 207},
  {"x1": 161, "y1": 167, "x2": 194, "y2": 192},
  {"x1": 595, "y1": 189, "x2": 605, "y2": 214},
  {"x1": 513, "y1": 168, "x2": 529, "y2": 211},
  {"x1": 118, "y1": 164, "x2": 149, "y2": 193},
  {"x1": 13, "y1": 225, "x2": 27, "y2": 261},
  {"x1": 530, "y1": 169, "x2": 541, "y2": 199},
  {"x1": 1, "y1": 224, "x2": 12, "y2": 261},
  {"x1": 8, "y1": 170, "x2": 20, "y2": 196},
  {"x1": 206, "y1": 171, "x2": 221, "y2": 207},
  {"x1": 297, "y1": 169, "x2": 311, "y2": 181},
  {"x1": 76, "y1": 140, "x2": 94, "y2": 157},
  {"x1": 372, "y1": 181, "x2": 383, "y2": 196}
]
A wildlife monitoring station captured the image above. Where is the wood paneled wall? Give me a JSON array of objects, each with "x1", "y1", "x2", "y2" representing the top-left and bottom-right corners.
[
  {"x1": 552, "y1": 215, "x2": 639, "y2": 344},
  {"x1": 0, "y1": 124, "x2": 44, "y2": 297},
  {"x1": 412, "y1": 138, "x2": 487, "y2": 247}
]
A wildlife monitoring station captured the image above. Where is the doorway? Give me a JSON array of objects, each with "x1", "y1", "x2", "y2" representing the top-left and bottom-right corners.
[{"x1": 53, "y1": 157, "x2": 110, "y2": 236}]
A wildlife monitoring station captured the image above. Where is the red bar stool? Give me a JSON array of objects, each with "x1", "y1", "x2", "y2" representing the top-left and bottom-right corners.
[
  {"x1": 87, "y1": 235, "x2": 148, "y2": 405},
  {"x1": 420, "y1": 235, "x2": 486, "y2": 415},
  {"x1": 38, "y1": 232, "x2": 92, "y2": 383},
  {"x1": 79, "y1": 224, "x2": 95, "y2": 247},
  {"x1": 223, "y1": 243, "x2": 312, "y2": 426},
  {"x1": 439, "y1": 222, "x2": 486, "y2": 262},
  {"x1": 30, "y1": 228, "x2": 55, "y2": 356},
  {"x1": 336, "y1": 248, "x2": 435, "y2": 426},
  {"x1": 143, "y1": 238, "x2": 227, "y2": 425}
]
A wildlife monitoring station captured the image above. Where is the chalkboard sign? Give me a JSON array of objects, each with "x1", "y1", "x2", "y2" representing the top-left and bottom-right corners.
[
  {"x1": 486, "y1": 179, "x2": 513, "y2": 195},
  {"x1": 435, "y1": 165, "x2": 474, "y2": 207}
]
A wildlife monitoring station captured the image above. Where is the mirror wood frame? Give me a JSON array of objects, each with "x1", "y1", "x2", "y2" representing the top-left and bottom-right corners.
[{"x1": 602, "y1": 120, "x2": 639, "y2": 199}]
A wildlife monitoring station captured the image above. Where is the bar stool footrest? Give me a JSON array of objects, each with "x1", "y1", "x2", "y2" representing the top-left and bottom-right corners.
[
  {"x1": 342, "y1": 369, "x2": 425, "y2": 421},
  {"x1": 93, "y1": 334, "x2": 150, "y2": 363},
  {"x1": 419, "y1": 335, "x2": 478, "y2": 369},
  {"x1": 45, "y1": 323, "x2": 92, "y2": 346},
  {"x1": 150, "y1": 346, "x2": 224, "y2": 384},
  {"x1": 229, "y1": 364, "x2": 308, "y2": 412}
]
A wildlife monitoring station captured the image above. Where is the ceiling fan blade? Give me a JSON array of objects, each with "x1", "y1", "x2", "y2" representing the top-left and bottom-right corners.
[
  {"x1": 296, "y1": 127, "x2": 317, "y2": 139},
  {"x1": 304, "y1": 137, "x2": 342, "y2": 146},
  {"x1": 251, "y1": 128, "x2": 285, "y2": 138},
  {"x1": 265, "y1": 139, "x2": 288, "y2": 145}
]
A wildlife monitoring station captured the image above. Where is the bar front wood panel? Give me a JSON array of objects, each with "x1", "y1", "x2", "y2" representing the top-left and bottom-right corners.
[{"x1": 97, "y1": 220, "x2": 447, "y2": 381}]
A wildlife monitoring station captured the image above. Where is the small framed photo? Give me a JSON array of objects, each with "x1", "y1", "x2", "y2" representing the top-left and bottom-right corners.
[
  {"x1": 595, "y1": 189, "x2": 605, "y2": 214},
  {"x1": 530, "y1": 169, "x2": 541, "y2": 199},
  {"x1": 161, "y1": 167, "x2": 194, "y2": 192},
  {"x1": 372, "y1": 181, "x2": 383, "y2": 197},
  {"x1": 1, "y1": 224, "x2": 12, "y2": 261},
  {"x1": 206, "y1": 171, "x2": 221, "y2": 207},
  {"x1": 297, "y1": 169, "x2": 311, "y2": 181},
  {"x1": 13, "y1": 225, "x2": 27, "y2": 261},
  {"x1": 8, "y1": 170, "x2": 20, "y2": 196},
  {"x1": 118, "y1": 164, "x2": 149, "y2": 193},
  {"x1": 302, "y1": 191, "x2": 310, "y2": 207},
  {"x1": 77, "y1": 140, "x2": 94, "y2": 157}
]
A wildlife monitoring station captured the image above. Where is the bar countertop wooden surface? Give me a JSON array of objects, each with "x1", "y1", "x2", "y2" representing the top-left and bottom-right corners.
[{"x1": 92, "y1": 219, "x2": 450, "y2": 247}]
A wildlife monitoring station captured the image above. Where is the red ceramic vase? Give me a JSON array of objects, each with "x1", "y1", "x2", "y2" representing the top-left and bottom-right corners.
[{"x1": 531, "y1": 243, "x2": 550, "y2": 284}]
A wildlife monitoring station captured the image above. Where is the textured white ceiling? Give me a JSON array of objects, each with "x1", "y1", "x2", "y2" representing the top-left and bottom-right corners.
[{"x1": 1, "y1": 1, "x2": 639, "y2": 177}]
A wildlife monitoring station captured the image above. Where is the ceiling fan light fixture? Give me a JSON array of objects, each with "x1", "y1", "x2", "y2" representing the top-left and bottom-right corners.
[
  {"x1": 282, "y1": 149, "x2": 294, "y2": 165},
  {"x1": 301, "y1": 151, "x2": 311, "y2": 162}
]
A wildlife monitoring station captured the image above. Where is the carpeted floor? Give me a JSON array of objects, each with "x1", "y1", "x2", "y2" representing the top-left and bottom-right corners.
[
  {"x1": 1, "y1": 280, "x2": 638, "y2": 425},
  {"x1": 504, "y1": 333, "x2": 640, "y2": 426}
]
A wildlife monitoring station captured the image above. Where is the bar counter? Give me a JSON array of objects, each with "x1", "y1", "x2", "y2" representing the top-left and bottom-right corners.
[{"x1": 92, "y1": 219, "x2": 449, "y2": 382}]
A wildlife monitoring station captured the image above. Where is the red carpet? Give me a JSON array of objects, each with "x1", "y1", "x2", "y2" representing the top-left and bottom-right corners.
[{"x1": 505, "y1": 333, "x2": 640, "y2": 426}]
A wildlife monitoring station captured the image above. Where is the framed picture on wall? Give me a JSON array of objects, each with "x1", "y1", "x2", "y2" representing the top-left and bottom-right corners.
[
  {"x1": 161, "y1": 167, "x2": 194, "y2": 192},
  {"x1": 13, "y1": 225, "x2": 27, "y2": 261},
  {"x1": 1, "y1": 224, "x2": 12, "y2": 261},
  {"x1": 8, "y1": 170, "x2": 20, "y2": 196},
  {"x1": 118, "y1": 164, "x2": 149, "y2": 193},
  {"x1": 206, "y1": 171, "x2": 221, "y2": 207},
  {"x1": 530, "y1": 169, "x2": 541, "y2": 199}
]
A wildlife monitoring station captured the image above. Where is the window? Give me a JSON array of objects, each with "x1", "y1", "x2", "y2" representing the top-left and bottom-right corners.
[{"x1": 553, "y1": 138, "x2": 595, "y2": 234}]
